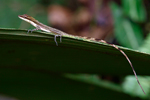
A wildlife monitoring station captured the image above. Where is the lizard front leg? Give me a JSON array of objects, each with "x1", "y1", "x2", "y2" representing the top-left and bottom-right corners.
[{"x1": 27, "y1": 25, "x2": 41, "y2": 33}]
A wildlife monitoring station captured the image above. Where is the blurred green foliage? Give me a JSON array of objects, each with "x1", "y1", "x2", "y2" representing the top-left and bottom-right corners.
[
  {"x1": 111, "y1": 1, "x2": 145, "y2": 49},
  {"x1": 139, "y1": 33, "x2": 150, "y2": 53},
  {"x1": 122, "y1": 0, "x2": 146, "y2": 22},
  {"x1": 111, "y1": 0, "x2": 150, "y2": 55}
]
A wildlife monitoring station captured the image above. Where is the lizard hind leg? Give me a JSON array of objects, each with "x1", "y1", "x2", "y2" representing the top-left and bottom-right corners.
[
  {"x1": 60, "y1": 35, "x2": 62, "y2": 43},
  {"x1": 54, "y1": 35, "x2": 62, "y2": 46}
]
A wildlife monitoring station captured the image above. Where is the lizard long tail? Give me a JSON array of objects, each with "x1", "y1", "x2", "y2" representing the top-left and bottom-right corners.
[{"x1": 99, "y1": 40, "x2": 145, "y2": 94}]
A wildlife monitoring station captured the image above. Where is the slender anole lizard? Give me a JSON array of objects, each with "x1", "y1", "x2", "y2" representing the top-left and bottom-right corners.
[{"x1": 18, "y1": 14, "x2": 145, "y2": 94}]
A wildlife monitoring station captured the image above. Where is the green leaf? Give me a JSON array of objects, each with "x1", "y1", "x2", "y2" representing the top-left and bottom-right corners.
[
  {"x1": 0, "y1": 28, "x2": 150, "y2": 99},
  {"x1": 122, "y1": 0, "x2": 146, "y2": 22},
  {"x1": 0, "y1": 69, "x2": 141, "y2": 100},
  {"x1": 64, "y1": 74, "x2": 122, "y2": 92},
  {"x1": 0, "y1": 28, "x2": 149, "y2": 74}
]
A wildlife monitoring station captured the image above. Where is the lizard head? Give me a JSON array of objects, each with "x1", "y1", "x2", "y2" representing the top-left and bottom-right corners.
[{"x1": 18, "y1": 14, "x2": 38, "y2": 27}]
